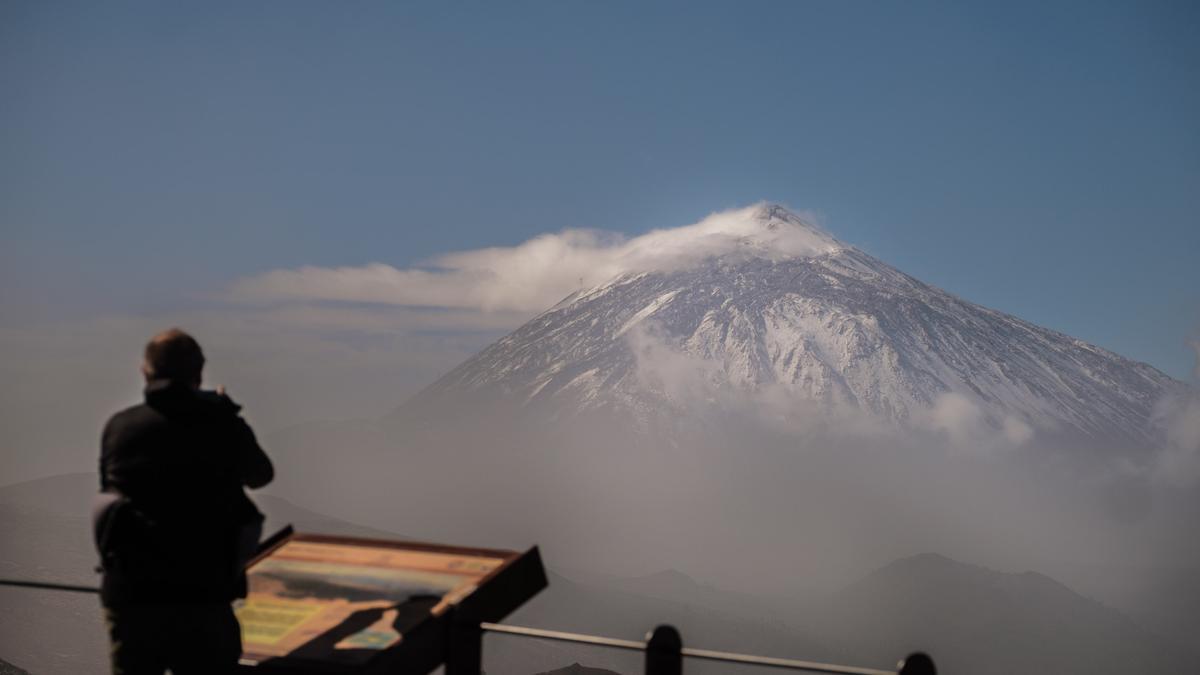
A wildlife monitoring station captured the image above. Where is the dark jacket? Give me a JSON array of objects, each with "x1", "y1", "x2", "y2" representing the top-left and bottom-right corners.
[{"x1": 98, "y1": 379, "x2": 273, "y2": 606}]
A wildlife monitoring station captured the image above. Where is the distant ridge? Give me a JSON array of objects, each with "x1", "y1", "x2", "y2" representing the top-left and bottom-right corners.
[
  {"x1": 0, "y1": 658, "x2": 30, "y2": 675},
  {"x1": 815, "y1": 552, "x2": 1191, "y2": 674}
]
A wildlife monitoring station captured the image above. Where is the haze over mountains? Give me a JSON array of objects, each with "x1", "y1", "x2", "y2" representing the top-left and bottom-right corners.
[
  {"x1": 3, "y1": 204, "x2": 1196, "y2": 673},
  {"x1": 0, "y1": 474, "x2": 1192, "y2": 674}
]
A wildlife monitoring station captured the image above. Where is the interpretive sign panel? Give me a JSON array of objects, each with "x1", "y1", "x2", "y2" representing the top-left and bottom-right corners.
[{"x1": 235, "y1": 532, "x2": 546, "y2": 674}]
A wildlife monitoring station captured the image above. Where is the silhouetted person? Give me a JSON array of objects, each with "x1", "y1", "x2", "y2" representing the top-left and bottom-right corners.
[{"x1": 95, "y1": 328, "x2": 273, "y2": 675}]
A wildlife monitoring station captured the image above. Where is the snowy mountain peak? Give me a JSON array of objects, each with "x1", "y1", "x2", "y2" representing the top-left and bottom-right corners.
[
  {"x1": 403, "y1": 205, "x2": 1183, "y2": 447},
  {"x1": 624, "y1": 203, "x2": 844, "y2": 271},
  {"x1": 750, "y1": 202, "x2": 831, "y2": 236}
]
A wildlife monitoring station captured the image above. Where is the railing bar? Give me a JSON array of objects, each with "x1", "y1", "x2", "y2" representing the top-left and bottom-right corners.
[
  {"x1": 683, "y1": 646, "x2": 893, "y2": 675},
  {"x1": 479, "y1": 622, "x2": 646, "y2": 651},
  {"x1": 0, "y1": 579, "x2": 100, "y2": 594},
  {"x1": 481, "y1": 623, "x2": 895, "y2": 675}
]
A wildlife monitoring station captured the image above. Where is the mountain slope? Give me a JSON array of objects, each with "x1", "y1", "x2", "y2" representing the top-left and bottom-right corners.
[
  {"x1": 398, "y1": 204, "x2": 1181, "y2": 445},
  {"x1": 809, "y1": 553, "x2": 1191, "y2": 675}
]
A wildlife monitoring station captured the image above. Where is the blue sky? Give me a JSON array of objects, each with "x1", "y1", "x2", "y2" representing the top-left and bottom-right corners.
[{"x1": 1, "y1": 1, "x2": 1198, "y2": 479}]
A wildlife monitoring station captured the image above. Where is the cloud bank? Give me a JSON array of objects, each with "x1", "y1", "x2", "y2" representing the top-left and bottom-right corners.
[{"x1": 228, "y1": 204, "x2": 837, "y2": 313}]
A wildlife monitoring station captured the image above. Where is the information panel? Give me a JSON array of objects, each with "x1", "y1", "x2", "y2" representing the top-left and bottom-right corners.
[{"x1": 235, "y1": 533, "x2": 545, "y2": 673}]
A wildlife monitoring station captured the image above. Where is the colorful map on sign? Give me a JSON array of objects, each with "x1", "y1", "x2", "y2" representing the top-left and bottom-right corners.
[{"x1": 236, "y1": 539, "x2": 505, "y2": 666}]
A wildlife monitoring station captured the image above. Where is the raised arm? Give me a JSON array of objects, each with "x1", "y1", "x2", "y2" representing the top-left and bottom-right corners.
[{"x1": 232, "y1": 416, "x2": 274, "y2": 489}]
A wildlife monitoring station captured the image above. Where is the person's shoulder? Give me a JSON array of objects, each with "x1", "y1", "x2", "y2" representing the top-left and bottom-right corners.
[
  {"x1": 104, "y1": 402, "x2": 153, "y2": 428},
  {"x1": 102, "y1": 402, "x2": 158, "y2": 444}
]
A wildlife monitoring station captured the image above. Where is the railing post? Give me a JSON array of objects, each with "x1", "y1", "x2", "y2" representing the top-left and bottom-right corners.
[
  {"x1": 445, "y1": 619, "x2": 483, "y2": 675},
  {"x1": 897, "y1": 652, "x2": 935, "y2": 675},
  {"x1": 645, "y1": 624, "x2": 682, "y2": 675}
]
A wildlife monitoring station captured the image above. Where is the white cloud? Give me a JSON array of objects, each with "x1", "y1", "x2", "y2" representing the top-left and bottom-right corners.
[
  {"x1": 911, "y1": 392, "x2": 1036, "y2": 451},
  {"x1": 1002, "y1": 415, "x2": 1035, "y2": 445},
  {"x1": 627, "y1": 322, "x2": 723, "y2": 409},
  {"x1": 1154, "y1": 395, "x2": 1200, "y2": 484},
  {"x1": 228, "y1": 203, "x2": 839, "y2": 313},
  {"x1": 921, "y1": 392, "x2": 986, "y2": 447},
  {"x1": 1149, "y1": 340, "x2": 1200, "y2": 486},
  {"x1": 247, "y1": 304, "x2": 529, "y2": 334}
]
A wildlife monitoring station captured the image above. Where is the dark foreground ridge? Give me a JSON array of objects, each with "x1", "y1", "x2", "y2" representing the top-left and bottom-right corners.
[{"x1": 0, "y1": 658, "x2": 30, "y2": 675}]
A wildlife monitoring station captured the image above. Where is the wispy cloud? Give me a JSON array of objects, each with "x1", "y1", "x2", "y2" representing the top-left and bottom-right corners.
[
  {"x1": 1150, "y1": 340, "x2": 1200, "y2": 485},
  {"x1": 227, "y1": 204, "x2": 836, "y2": 313}
]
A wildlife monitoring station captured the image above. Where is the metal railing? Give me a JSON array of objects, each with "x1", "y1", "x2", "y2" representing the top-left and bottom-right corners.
[
  {"x1": 0, "y1": 578, "x2": 936, "y2": 675},
  {"x1": 480, "y1": 622, "x2": 934, "y2": 675}
]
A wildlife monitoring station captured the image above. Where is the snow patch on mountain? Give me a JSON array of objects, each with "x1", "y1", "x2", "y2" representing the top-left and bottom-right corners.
[{"x1": 616, "y1": 291, "x2": 681, "y2": 337}]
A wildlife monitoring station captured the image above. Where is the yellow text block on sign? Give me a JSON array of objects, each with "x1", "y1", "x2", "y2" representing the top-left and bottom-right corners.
[{"x1": 237, "y1": 598, "x2": 326, "y2": 647}]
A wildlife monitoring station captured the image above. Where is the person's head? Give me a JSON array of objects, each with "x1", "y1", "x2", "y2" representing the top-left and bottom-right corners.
[{"x1": 141, "y1": 328, "x2": 205, "y2": 388}]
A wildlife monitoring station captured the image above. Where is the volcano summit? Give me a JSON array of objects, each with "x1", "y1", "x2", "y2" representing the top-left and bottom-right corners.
[{"x1": 400, "y1": 203, "x2": 1182, "y2": 447}]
